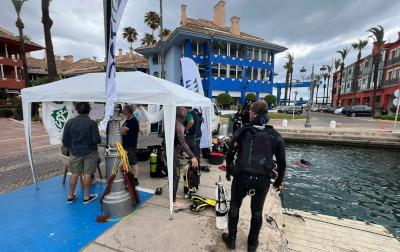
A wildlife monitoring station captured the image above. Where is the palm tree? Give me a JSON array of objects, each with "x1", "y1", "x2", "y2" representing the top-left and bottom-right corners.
[
  {"x1": 122, "y1": 27, "x2": 138, "y2": 52},
  {"x1": 314, "y1": 74, "x2": 322, "y2": 104},
  {"x1": 336, "y1": 47, "x2": 351, "y2": 107},
  {"x1": 42, "y1": 0, "x2": 57, "y2": 82},
  {"x1": 331, "y1": 59, "x2": 341, "y2": 107},
  {"x1": 11, "y1": 0, "x2": 29, "y2": 86},
  {"x1": 288, "y1": 53, "x2": 294, "y2": 104},
  {"x1": 283, "y1": 52, "x2": 294, "y2": 105},
  {"x1": 144, "y1": 11, "x2": 160, "y2": 37},
  {"x1": 351, "y1": 38, "x2": 369, "y2": 105},
  {"x1": 322, "y1": 73, "x2": 329, "y2": 104},
  {"x1": 141, "y1": 33, "x2": 156, "y2": 46},
  {"x1": 367, "y1": 25, "x2": 385, "y2": 117},
  {"x1": 324, "y1": 64, "x2": 333, "y2": 105},
  {"x1": 159, "y1": 28, "x2": 171, "y2": 39}
]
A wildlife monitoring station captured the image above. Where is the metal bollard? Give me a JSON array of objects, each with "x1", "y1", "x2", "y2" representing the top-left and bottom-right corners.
[{"x1": 282, "y1": 119, "x2": 288, "y2": 128}]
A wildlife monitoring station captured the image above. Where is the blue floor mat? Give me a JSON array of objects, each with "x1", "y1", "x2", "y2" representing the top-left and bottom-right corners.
[{"x1": 0, "y1": 175, "x2": 153, "y2": 252}]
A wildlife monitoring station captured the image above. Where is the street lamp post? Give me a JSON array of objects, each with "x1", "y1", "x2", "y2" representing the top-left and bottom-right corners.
[
  {"x1": 159, "y1": 0, "x2": 165, "y2": 79},
  {"x1": 301, "y1": 64, "x2": 314, "y2": 128},
  {"x1": 292, "y1": 90, "x2": 298, "y2": 120}
]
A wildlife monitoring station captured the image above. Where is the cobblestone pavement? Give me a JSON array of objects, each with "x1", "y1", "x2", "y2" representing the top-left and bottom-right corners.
[
  {"x1": 0, "y1": 145, "x2": 62, "y2": 195},
  {"x1": 0, "y1": 118, "x2": 162, "y2": 195}
]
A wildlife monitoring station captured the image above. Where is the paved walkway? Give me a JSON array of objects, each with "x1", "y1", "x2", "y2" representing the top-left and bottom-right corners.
[
  {"x1": 0, "y1": 118, "x2": 161, "y2": 195},
  {"x1": 269, "y1": 113, "x2": 396, "y2": 130},
  {"x1": 83, "y1": 159, "x2": 286, "y2": 252},
  {"x1": 0, "y1": 118, "x2": 52, "y2": 156}
]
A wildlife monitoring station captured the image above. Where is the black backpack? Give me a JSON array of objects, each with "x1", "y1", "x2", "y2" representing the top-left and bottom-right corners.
[
  {"x1": 233, "y1": 126, "x2": 273, "y2": 175},
  {"x1": 185, "y1": 110, "x2": 203, "y2": 139}
]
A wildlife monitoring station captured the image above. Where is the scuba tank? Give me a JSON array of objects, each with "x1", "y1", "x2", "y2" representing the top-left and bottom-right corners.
[
  {"x1": 215, "y1": 175, "x2": 228, "y2": 229},
  {"x1": 150, "y1": 151, "x2": 157, "y2": 178}
]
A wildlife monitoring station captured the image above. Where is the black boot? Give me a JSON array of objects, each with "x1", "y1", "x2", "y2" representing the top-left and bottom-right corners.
[
  {"x1": 222, "y1": 233, "x2": 236, "y2": 249},
  {"x1": 247, "y1": 235, "x2": 259, "y2": 252}
]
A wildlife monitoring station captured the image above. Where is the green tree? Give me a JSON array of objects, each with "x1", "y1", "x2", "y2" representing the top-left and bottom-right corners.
[
  {"x1": 42, "y1": 0, "x2": 58, "y2": 82},
  {"x1": 216, "y1": 93, "x2": 232, "y2": 106},
  {"x1": 144, "y1": 11, "x2": 160, "y2": 37},
  {"x1": 246, "y1": 93, "x2": 257, "y2": 102},
  {"x1": 331, "y1": 59, "x2": 341, "y2": 107},
  {"x1": 11, "y1": 0, "x2": 29, "y2": 86},
  {"x1": 323, "y1": 63, "x2": 333, "y2": 105},
  {"x1": 141, "y1": 33, "x2": 156, "y2": 46},
  {"x1": 0, "y1": 89, "x2": 9, "y2": 100},
  {"x1": 367, "y1": 25, "x2": 385, "y2": 117},
  {"x1": 264, "y1": 94, "x2": 277, "y2": 106},
  {"x1": 336, "y1": 46, "x2": 351, "y2": 107},
  {"x1": 283, "y1": 52, "x2": 294, "y2": 105},
  {"x1": 351, "y1": 38, "x2": 369, "y2": 105},
  {"x1": 122, "y1": 27, "x2": 138, "y2": 52}
]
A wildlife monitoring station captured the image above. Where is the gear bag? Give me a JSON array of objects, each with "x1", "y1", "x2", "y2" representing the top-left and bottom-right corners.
[
  {"x1": 234, "y1": 126, "x2": 274, "y2": 175},
  {"x1": 184, "y1": 162, "x2": 200, "y2": 196}
]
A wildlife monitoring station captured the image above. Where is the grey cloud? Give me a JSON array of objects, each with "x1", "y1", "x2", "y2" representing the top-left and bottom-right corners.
[{"x1": 1, "y1": 0, "x2": 400, "y2": 97}]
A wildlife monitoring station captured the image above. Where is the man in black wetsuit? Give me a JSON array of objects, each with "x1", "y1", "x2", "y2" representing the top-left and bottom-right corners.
[{"x1": 223, "y1": 101, "x2": 286, "y2": 252}]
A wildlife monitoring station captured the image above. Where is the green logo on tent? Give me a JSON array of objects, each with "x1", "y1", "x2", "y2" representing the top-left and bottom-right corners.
[{"x1": 51, "y1": 106, "x2": 69, "y2": 129}]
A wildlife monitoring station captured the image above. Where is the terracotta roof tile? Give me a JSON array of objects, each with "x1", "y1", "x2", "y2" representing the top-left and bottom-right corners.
[{"x1": 0, "y1": 26, "x2": 43, "y2": 51}]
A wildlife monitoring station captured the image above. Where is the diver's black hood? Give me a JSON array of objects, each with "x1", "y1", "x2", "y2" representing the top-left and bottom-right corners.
[{"x1": 251, "y1": 114, "x2": 269, "y2": 126}]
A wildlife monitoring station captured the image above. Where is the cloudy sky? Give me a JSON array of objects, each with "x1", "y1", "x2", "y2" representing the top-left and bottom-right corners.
[{"x1": 1, "y1": 0, "x2": 400, "y2": 97}]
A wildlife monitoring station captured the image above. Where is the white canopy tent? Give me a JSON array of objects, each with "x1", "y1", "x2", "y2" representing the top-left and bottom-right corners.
[{"x1": 21, "y1": 71, "x2": 212, "y2": 218}]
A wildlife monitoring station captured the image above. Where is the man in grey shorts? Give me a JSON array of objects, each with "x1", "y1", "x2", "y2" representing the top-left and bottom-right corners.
[{"x1": 63, "y1": 102, "x2": 101, "y2": 204}]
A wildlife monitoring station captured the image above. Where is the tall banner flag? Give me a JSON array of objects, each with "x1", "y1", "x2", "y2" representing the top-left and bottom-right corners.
[
  {"x1": 41, "y1": 102, "x2": 73, "y2": 145},
  {"x1": 180, "y1": 57, "x2": 211, "y2": 148},
  {"x1": 100, "y1": 0, "x2": 128, "y2": 130}
]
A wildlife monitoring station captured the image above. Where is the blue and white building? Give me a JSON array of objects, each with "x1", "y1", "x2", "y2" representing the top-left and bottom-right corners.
[{"x1": 135, "y1": 0, "x2": 287, "y2": 105}]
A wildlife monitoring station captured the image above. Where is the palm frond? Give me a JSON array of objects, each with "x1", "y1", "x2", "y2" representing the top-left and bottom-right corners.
[
  {"x1": 337, "y1": 46, "x2": 351, "y2": 61},
  {"x1": 367, "y1": 25, "x2": 384, "y2": 51},
  {"x1": 334, "y1": 59, "x2": 341, "y2": 70},
  {"x1": 11, "y1": 0, "x2": 27, "y2": 15}
]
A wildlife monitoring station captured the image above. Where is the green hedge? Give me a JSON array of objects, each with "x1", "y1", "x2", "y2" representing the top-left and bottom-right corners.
[
  {"x1": 0, "y1": 108, "x2": 13, "y2": 118},
  {"x1": 216, "y1": 93, "x2": 233, "y2": 105},
  {"x1": 264, "y1": 94, "x2": 277, "y2": 105},
  {"x1": 246, "y1": 93, "x2": 256, "y2": 102},
  {"x1": 374, "y1": 115, "x2": 397, "y2": 121}
]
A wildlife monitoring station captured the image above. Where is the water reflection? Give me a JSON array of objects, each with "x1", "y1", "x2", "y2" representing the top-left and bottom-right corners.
[{"x1": 284, "y1": 143, "x2": 400, "y2": 240}]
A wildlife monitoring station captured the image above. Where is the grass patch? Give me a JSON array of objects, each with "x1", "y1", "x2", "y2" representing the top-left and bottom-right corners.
[
  {"x1": 374, "y1": 115, "x2": 398, "y2": 121},
  {"x1": 221, "y1": 114, "x2": 231, "y2": 118},
  {"x1": 221, "y1": 113, "x2": 306, "y2": 120},
  {"x1": 268, "y1": 113, "x2": 306, "y2": 120}
]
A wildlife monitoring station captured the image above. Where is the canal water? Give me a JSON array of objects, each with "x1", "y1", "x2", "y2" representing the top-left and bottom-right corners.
[{"x1": 284, "y1": 143, "x2": 400, "y2": 240}]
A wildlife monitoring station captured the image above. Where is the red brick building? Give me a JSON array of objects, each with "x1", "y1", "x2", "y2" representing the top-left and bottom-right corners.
[
  {"x1": 332, "y1": 32, "x2": 400, "y2": 112},
  {"x1": 0, "y1": 27, "x2": 43, "y2": 93},
  {"x1": 382, "y1": 32, "x2": 400, "y2": 111}
]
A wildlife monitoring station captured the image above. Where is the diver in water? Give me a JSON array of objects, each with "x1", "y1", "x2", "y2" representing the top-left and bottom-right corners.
[
  {"x1": 224, "y1": 101, "x2": 286, "y2": 252},
  {"x1": 292, "y1": 159, "x2": 311, "y2": 169}
]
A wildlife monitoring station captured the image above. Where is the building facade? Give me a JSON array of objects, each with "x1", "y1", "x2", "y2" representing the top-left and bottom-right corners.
[
  {"x1": 135, "y1": 1, "x2": 286, "y2": 105},
  {"x1": 333, "y1": 32, "x2": 400, "y2": 112},
  {"x1": 0, "y1": 27, "x2": 43, "y2": 93}
]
